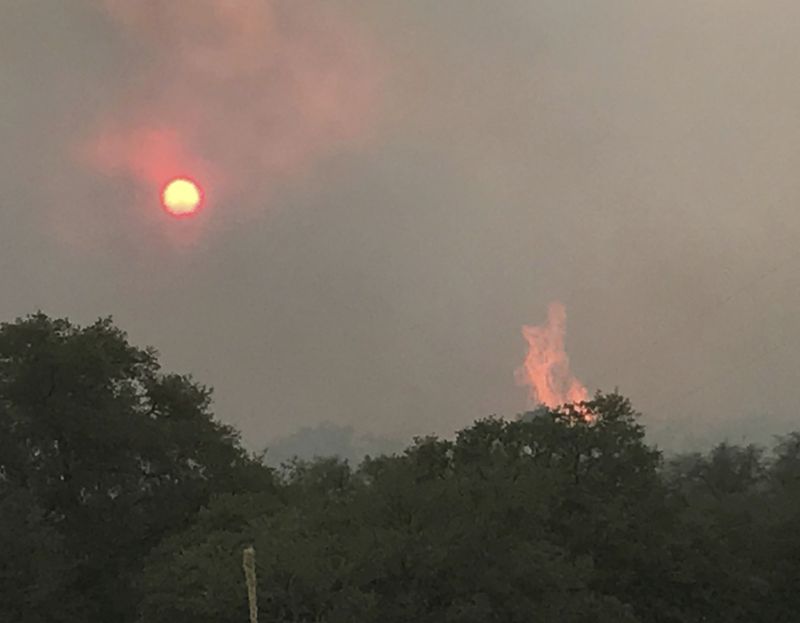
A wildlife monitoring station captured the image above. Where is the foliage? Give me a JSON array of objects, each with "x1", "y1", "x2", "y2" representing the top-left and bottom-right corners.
[
  {"x1": 0, "y1": 313, "x2": 273, "y2": 622},
  {"x1": 3, "y1": 313, "x2": 800, "y2": 622}
]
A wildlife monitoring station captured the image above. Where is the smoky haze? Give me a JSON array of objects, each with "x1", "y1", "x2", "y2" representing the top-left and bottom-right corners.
[{"x1": 2, "y1": 0, "x2": 800, "y2": 453}]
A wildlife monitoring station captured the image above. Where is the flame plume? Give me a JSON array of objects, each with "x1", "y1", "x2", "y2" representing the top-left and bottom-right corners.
[{"x1": 516, "y1": 302, "x2": 588, "y2": 409}]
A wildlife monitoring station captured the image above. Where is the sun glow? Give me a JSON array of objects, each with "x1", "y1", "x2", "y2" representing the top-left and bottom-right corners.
[{"x1": 161, "y1": 178, "x2": 202, "y2": 216}]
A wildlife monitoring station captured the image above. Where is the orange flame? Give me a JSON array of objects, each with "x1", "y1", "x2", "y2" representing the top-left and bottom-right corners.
[{"x1": 516, "y1": 302, "x2": 588, "y2": 409}]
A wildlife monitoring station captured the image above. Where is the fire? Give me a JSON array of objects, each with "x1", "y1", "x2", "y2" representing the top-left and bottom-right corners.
[{"x1": 516, "y1": 302, "x2": 588, "y2": 409}]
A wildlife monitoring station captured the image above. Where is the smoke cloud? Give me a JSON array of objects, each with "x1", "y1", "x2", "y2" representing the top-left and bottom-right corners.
[
  {"x1": 77, "y1": 0, "x2": 380, "y2": 232},
  {"x1": 7, "y1": 1, "x2": 800, "y2": 450}
]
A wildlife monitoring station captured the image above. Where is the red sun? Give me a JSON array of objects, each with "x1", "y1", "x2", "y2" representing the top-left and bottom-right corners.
[{"x1": 161, "y1": 177, "x2": 203, "y2": 216}]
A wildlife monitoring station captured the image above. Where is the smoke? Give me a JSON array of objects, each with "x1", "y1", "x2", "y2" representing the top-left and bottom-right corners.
[
  {"x1": 76, "y1": 0, "x2": 381, "y2": 230},
  {"x1": 263, "y1": 422, "x2": 405, "y2": 468},
  {"x1": 516, "y1": 302, "x2": 588, "y2": 409}
]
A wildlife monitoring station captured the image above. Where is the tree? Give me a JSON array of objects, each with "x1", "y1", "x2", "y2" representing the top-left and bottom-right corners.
[
  {"x1": 663, "y1": 442, "x2": 771, "y2": 622},
  {"x1": 759, "y1": 433, "x2": 800, "y2": 620},
  {"x1": 0, "y1": 313, "x2": 274, "y2": 622},
  {"x1": 0, "y1": 482, "x2": 80, "y2": 623},
  {"x1": 138, "y1": 394, "x2": 652, "y2": 623}
]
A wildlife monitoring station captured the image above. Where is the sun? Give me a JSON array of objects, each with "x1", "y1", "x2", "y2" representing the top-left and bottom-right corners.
[{"x1": 161, "y1": 177, "x2": 202, "y2": 216}]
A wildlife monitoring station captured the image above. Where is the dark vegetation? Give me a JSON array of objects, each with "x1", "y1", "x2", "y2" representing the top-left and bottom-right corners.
[{"x1": 1, "y1": 314, "x2": 799, "y2": 622}]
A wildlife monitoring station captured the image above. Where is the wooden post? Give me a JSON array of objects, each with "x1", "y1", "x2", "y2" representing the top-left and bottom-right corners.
[{"x1": 242, "y1": 546, "x2": 258, "y2": 623}]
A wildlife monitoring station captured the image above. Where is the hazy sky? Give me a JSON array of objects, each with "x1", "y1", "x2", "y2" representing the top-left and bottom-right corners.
[{"x1": 3, "y1": 1, "x2": 800, "y2": 451}]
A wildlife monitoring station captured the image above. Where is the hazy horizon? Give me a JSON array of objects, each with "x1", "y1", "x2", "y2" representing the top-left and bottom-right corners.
[{"x1": 4, "y1": 1, "x2": 800, "y2": 453}]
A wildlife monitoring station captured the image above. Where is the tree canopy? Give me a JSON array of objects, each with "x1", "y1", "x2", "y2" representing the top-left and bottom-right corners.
[
  {"x1": 0, "y1": 313, "x2": 273, "y2": 622},
  {"x1": 1, "y1": 313, "x2": 799, "y2": 622}
]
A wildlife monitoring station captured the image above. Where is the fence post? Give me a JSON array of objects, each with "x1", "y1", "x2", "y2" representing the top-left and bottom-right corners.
[{"x1": 242, "y1": 546, "x2": 258, "y2": 623}]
